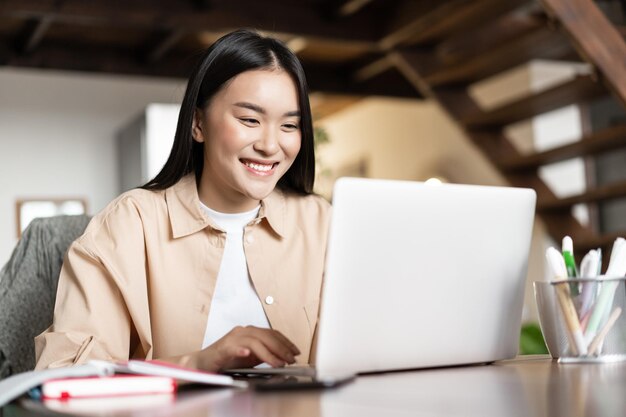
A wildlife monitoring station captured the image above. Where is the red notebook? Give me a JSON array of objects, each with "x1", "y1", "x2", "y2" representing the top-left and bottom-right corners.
[{"x1": 41, "y1": 375, "x2": 177, "y2": 400}]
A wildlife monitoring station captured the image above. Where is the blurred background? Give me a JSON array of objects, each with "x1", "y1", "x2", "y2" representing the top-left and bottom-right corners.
[{"x1": 3, "y1": 0, "x2": 626, "y2": 352}]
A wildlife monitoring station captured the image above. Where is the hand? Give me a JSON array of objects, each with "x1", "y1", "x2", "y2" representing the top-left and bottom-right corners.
[{"x1": 199, "y1": 326, "x2": 301, "y2": 371}]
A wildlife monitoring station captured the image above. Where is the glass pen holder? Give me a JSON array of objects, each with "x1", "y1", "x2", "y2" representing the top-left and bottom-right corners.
[{"x1": 534, "y1": 277, "x2": 626, "y2": 363}]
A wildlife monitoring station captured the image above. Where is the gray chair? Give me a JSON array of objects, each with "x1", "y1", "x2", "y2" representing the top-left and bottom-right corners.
[{"x1": 0, "y1": 215, "x2": 90, "y2": 378}]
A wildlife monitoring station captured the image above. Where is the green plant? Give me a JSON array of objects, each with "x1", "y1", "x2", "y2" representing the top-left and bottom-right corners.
[
  {"x1": 313, "y1": 125, "x2": 330, "y2": 148},
  {"x1": 519, "y1": 323, "x2": 549, "y2": 355},
  {"x1": 313, "y1": 125, "x2": 332, "y2": 179}
]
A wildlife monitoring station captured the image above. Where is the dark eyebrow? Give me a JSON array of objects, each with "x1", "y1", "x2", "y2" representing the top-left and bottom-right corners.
[
  {"x1": 234, "y1": 102, "x2": 300, "y2": 118},
  {"x1": 234, "y1": 102, "x2": 265, "y2": 114},
  {"x1": 284, "y1": 110, "x2": 301, "y2": 118}
]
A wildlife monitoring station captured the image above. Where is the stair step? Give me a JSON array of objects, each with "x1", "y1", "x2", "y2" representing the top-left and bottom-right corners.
[
  {"x1": 538, "y1": 179, "x2": 626, "y2": 210},
  {"x1": 384, "y1": 0, "x2": 531, "y2": 47},
  {"x1": 424, "y1": 24, "x2": 572, "y2": 86},
  {"x1": 500, "y1": 123, "x2": 626, "y2": 171},
  {"x1": 462, "y1": 75, "x2": 605, "y2": 128},
  {"x1": 435, "y1": 13, "x2": 546, "y2": 64}
]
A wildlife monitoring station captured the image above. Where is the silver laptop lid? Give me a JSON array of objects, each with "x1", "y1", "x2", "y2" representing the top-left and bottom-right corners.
[{"x1": 315, "y1": 178, "x2": 536, "y2": 378}]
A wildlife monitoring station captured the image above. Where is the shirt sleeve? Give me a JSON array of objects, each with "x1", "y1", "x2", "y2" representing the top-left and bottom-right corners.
[
  {"x1": 35, "y1": 198, "x2": 149, "y2": 370},
  {"x1": 34, "y1": 239, "x2": 132, "y2": 369}
]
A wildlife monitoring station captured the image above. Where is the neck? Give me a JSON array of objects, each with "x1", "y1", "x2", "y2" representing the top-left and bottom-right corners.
[{"x1": 197, "y1": 173, "x2": 260, "y2": 214}]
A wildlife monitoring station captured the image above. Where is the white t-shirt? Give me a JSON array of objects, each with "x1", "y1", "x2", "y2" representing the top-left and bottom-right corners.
[{"x1": 200, "y1": 203, "x2": 271, "y2": 349}]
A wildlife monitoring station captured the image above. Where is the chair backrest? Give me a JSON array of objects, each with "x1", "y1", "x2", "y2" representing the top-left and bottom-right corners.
[{"x1": 0, "y1": 215, "x2": 91, "y2": 378}]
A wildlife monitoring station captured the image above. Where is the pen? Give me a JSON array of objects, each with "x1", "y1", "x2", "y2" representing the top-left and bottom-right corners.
[
  {"x1": 562, "y1": 236, "x2": 579, "y2": 296},
  {"x1": 546, "y1": 247, "x2": 588, "y2": 356},
  {"x1": 583, "y1": 248, "x2": 603, "y2": 331},
  {"x1": 554, "y1": 283, "x2": 586, "y2": 356},
  {"x1": 584, "y1": 238, "x2": 626, "y2": 345},
  {"x1": 579, "y1": 249, "x2": 599, "y2": 319},
  {"x1": 588, "y1": 307, "x2": 622, "y2": 355}
]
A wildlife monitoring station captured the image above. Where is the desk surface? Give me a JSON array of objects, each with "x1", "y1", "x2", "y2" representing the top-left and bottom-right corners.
[{"x1": 4, "y1": 356, "x2": 626, "y2": 417}]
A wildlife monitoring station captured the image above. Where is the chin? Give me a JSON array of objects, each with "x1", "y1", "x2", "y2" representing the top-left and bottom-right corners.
[{"x1": 244, "y1": 185, "x2": 278, "y2": 201}]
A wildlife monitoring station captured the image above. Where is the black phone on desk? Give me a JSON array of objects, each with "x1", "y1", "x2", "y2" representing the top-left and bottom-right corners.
[{"x1": 243, "y1": 375, "x2": 355, "y2": 391}]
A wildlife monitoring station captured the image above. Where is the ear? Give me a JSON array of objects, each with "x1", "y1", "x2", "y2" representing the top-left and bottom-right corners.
[{"x1": 191, "y1": 108, "x2": 205, "y2": 143}]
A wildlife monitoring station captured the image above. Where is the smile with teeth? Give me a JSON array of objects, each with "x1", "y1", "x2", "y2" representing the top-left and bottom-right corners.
[{"x1": 241, "y1": 159, "x2": 277, "y2": 174}]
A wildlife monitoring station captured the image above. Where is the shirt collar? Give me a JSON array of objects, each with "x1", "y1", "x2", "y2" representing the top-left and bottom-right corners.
[
  {"x1": 165, "y1": 174, "x2": 286, "y2": 239},
  {"x1": 258, "y1": 188, "x2": 286, "y2": 238}
]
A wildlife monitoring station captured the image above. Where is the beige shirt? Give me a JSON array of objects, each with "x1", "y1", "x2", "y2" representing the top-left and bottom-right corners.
[{"x1": 35, "y1": 174, "x2": 331, "y2": 369}]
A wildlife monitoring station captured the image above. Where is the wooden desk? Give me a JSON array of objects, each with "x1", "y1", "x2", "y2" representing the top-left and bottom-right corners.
[{"x1": 4, "y1": 356, "x2": 626, "y2": 417}]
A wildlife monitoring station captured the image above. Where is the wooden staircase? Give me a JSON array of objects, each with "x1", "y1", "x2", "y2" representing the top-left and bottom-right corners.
[{"x1": 382, "y1": 0, "x2": 626, "y2": 259}]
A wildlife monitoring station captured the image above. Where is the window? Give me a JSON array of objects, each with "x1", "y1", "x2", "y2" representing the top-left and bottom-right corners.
[{"x1": 15, "y1": 198, "x2": 88, "y2": 238}]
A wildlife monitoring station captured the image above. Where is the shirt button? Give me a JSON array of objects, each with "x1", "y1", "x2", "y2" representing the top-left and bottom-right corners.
[
  {"x1": 246, "y1": 234, "x2": 254, "y2": 244},
  {"x1": 265, "y1": 296, "x2": 274, "y2": 305}
]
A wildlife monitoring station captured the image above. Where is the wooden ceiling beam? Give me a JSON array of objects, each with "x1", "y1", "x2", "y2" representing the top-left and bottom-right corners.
[
  {"x1": 379, "y1": 0, "x2": 531, "y2": 49},
  {"x1": 145, "y1": 29, "x2": 186, "y2": 63},
  {"x1": 541, "y1": 0, "x2": 626, "y2": 108},
  {"x1": 6, "y1": 42, "x2": 194, "y2": 78},
  {"x1": 3, "y1": 41, "x2": 417, "y2": 98},
  {"x1": 352, "y1": 56, "x2": 394, "y2": 82},
  {"x1": 379, "y1": 0, "x2": 465, "y2": 49},
  {"x1": 350, "y1": 0, "x2": 539, "y2": 89},
  {"x1": 435, "y1": 13, "x2": 546, "y2": 68},
  {"x1": 424, "y1": 26, "x2": 573, "y2": 87},
  {"x1": 316, "y1": 0, "x2": 378, "y2": 22},
  {"x1": 304, "y1": 62, "x2": 421, "y2": 98},
  {"x1": 336, "y1": 0, "x2": 376, "y2": 17},
  {"x1": 191, "y1": 0, "x2": 212, "y2": 11},
  {"x1": 0, "y1": 0, "x2": 382, "y2": 43},
  {"x1": 16, "y1": 16, "x2": 54, "y2": 54}
]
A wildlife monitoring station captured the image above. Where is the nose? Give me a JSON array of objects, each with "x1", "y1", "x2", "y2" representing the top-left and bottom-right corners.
[{"x1": 253, "y1": 128, "x2": 279, "y2": 155}]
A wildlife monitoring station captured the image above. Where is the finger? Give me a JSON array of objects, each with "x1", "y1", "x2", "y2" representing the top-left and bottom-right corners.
[
  {"x1": 268, "y1": 329, "x2": 301, "y2": 355},
  {"x1": 247, "y1": 329, "x2": 297, "y2": 364},
  {"x1": 228, "y1": 346, "x2": 251, "y2": 358},
  {"x1": 212, "y1": 345, "x2": 251, "y2": 370},
  {"x1": 246, "y1": 327, "x2": 300, "y2": 356},
  {"x1": 245, "y1": 338, "x2": 286, "y2": 368}
]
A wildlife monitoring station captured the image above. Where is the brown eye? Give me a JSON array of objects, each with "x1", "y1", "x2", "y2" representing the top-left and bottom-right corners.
[
  {"x1": 282, "y1": 123, "x2": 299, "y2": 131},
  {"x1": 239, "y1": 118, "x2": 259, "y2": 126}
]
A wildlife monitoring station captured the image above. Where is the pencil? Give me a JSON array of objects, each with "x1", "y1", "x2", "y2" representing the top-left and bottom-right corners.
[
  {"x1": 554, "y1": 282, "x2": 588, "y2": 356},
  {"x1": 588, "y1": 307, "x2": 622, "y2": 356}
]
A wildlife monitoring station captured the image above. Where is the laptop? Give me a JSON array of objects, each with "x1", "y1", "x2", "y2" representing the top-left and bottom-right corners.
[{"x1": 228, "y1": 177, "x2": 536, "y2": 382}]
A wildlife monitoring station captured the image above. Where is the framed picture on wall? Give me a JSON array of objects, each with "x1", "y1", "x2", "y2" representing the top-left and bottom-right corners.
[{"x1": 15, "y1": 198, "x2": 88, "y2": 238}]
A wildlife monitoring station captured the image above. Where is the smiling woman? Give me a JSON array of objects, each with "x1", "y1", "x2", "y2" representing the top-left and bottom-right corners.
[
  {"x1": 192, "y1": 69, "x2": 303, "y2": 213},
  {"x1": 34, "y1": 29, "x2": 331, "y2": 373}
]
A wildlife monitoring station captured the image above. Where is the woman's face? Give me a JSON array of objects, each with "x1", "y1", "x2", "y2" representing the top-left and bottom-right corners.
[{"x1": 192, "y1": 69, "x2": 302, "y2": 213}]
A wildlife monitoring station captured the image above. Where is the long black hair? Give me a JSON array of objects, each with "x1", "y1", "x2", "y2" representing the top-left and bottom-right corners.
[{"x1": 142, "y1": 29, "x2": 315, "y2": 194}]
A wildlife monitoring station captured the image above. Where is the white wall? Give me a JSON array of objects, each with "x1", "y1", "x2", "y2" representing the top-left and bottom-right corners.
[
  {"x1": 145, "y1": 104, "x2": 181, "y2": 182},
  {"x1": 0, "y1": 68, "x2": 186, "y2": 265},
  {"x1": 316, "y1": 98, "x2": 506, "y2": 187}
]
